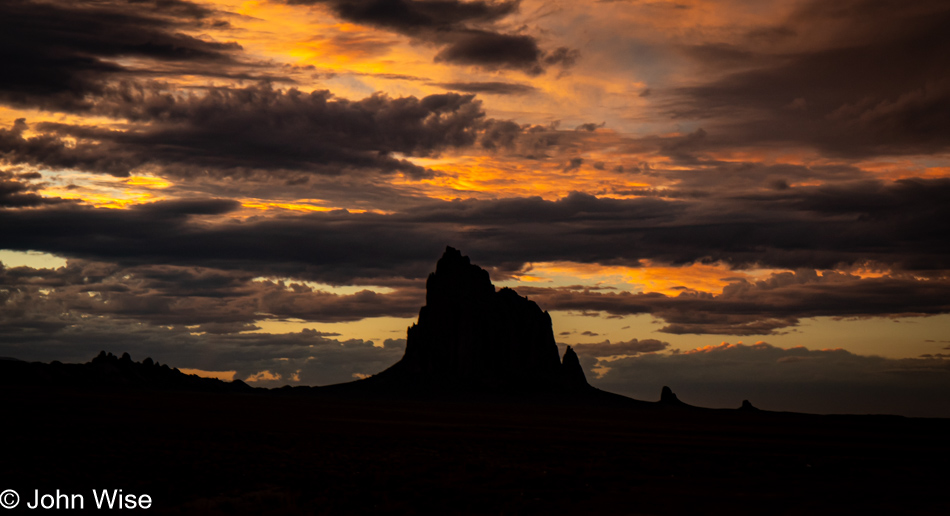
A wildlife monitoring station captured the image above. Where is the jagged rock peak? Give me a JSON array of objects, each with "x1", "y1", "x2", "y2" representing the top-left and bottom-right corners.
[
  {"x1": 93, "y1": 351, "x2": 119, "y2": 364},
  {"x1": 387, "y1": 247, "x2": 585, "y2": 392},
  {"x1": 426, "y1": 246, "x2": 495, "y2": 306},
  {"x1": 660, "y1": 385, "x2": 680, "y2": 404},
  {"x1": 561, "y1": 346, "x2": 588, "y2": 387},
  {"x1": 740, "y1": 399, "x2": 759, "y2": 411}
]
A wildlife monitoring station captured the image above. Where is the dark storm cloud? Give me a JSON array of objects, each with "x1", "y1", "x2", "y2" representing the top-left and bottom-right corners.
[
  {"x1": 136, "y1": 198, "x2": 242, "y2": 217},
  {"x1": 1, "y1": 178, "x2": 949, "y2": 282},
  {"x1": 402, "y1": 179, "x2": 950, "y2": 271},
  {"x1": 2, "y1": 180, "x2": 949, "y2": 362},
  {"x1": 589, "y1": 342, "x2": 950, "y2": 417},
  {"x1": 308, "y1": 0, "x2": 519, "y2": 31},
  {"x1": 288, "y1": 0, "x2": 576, "y2": 74},
  {"x1": 3, "y1": 175, "x2": 950, "y2": 337},
  {"x1": 672, "y1": 0, "x2": 950, "y2": 157},
  {"x1": 433, "y1": 30, "x2": 543, "y2": 72},
  {"x1": 0, "y1": 200, "x2": 448, "y2": 281},
  {"x1": 0, "y1": 85, "x2": 486, "y2": 177},
  {"x1": 0, "y1": 0, "x2": 242, "y2": 111},
  {"x1": 433, "y1": 81, "x2": 536, "y2": 95}
]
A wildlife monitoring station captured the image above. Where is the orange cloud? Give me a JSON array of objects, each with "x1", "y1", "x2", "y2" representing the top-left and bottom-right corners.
[
  {"x1": 180, "y1": 368, "x2": 237, "y2": 381},
  {"x1": 402, "y1": 153, "x2": 659, "y2": 201},
  {"x1": 126, "y1": 176, "x2": 172, "y2": 189},
  {"x1": 510, "y1": 261, "x2": 788, "y2": 296},
  {"x1": 245, "y1": 370, "x2": 281, "y2": 382}
]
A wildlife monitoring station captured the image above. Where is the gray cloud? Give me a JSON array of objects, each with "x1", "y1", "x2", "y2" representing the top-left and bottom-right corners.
[
  {"x1": 433, "y1": 81, "x2": 537, "y2": 95},
  {"x1": 523, "y1": 270, "x2": 950, "y2": 335},
  {"x1": 671, "y1": 0, "x2": 950, "y2": 157},
  {"x1": 289, "y1": 0, "x2": 577, "y2": 74},
  {"x1": 0, "y1": 85, "x2": 486, "y2": 178},
  {"x1": 4, "y1": 201, "x2": 949, "y2": 338},
  {"x1": 570, "y1": 338, "x2": 669, "y2": 357},
  {"x1": 0, "y1": 0, "x2": 244, "y2": 112},
  {"x1": 0, "y1": 260, "x2": 424, "y2": 329},
  {"x1": 1, "y1": 178, "x2": 948, "y2": 283},
  {"x1": 0, "y1": 168, "x2": 69, "y2": 208}
]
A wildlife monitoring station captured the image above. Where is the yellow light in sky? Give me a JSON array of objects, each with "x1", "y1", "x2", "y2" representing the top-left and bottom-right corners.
[
  {"x1": 40, "y1": 188, "x2": 163, "y2": 209},
  {"x1": 240, "y1": 199, "x2": 375, "y2": 214},
  {"x1": 0, "y1": 250, "x2": 68, "y2": 269},
  {"x1": 126, "y1": 176, "x2": 173, "y2": 189},
  {"x1": 401, "y1": 155, "x2": 658, "y2": 201},
  {"x1": 241, "y1": 200, "x2": 337, "y2": 213},
  {"x1": 506, "y1": 261, "x2": 787, "y2": 296}
]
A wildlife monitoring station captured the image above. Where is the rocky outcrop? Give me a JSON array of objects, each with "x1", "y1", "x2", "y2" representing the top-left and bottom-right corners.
[
  {"x1": 660, "y1": 386, "x2": 682, "y2": 404},
  {"x1": 0, "y1": 351, "x2": 253, "y2": 393},
  {"x1": 560, "y1": 346, "x2": 589, "y2": 388},
  {"x1": 740, "y1": 399, "x2": 759, "y2": 411},
  {"x1": 375, "y1": 246, "x2": 590, "y2": 393}
]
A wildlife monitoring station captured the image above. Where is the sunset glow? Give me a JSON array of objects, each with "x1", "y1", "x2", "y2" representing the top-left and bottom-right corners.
[{"x1": 2, "y1": 0, "x2": 949, "y2": 415}]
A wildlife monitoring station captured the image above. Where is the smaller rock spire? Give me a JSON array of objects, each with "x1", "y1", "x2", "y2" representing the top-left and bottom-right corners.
[
  {"x1": 660, "y1": 385, "x2": 680, "y2": 404},
  {"x1": 560, "y1": 346, "x2": 589, "y2": 389}
]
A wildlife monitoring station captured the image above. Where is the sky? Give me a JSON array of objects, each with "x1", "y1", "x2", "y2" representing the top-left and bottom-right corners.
[{"x1": 1, "y1": 0, "x2": 949, "y2": 416}]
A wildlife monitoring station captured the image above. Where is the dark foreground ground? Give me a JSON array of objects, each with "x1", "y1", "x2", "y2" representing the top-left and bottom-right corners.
[{"x1": 4, "y1": 386, "x2": 949, "y2": 515}]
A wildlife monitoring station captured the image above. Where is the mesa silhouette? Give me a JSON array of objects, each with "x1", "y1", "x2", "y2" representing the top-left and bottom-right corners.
[{"x1": 324, "y1": 246, "x2": 611, "y2": 399}]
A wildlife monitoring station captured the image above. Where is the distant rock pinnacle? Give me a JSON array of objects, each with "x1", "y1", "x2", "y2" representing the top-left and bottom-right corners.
[
  {"x1": 740, "y1": 399, "x2": 759, "y2": 411},
  {"x1": 378, "y1": 246, "x2": 589, "y2": 393},
  {"x1": 660, "y1": 386, "x2": 682, "y2": 404}
]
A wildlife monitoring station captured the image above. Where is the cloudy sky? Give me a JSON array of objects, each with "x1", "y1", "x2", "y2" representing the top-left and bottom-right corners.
[{"x1": 2, "y1": 0, "x2": 948, "y2": 416}]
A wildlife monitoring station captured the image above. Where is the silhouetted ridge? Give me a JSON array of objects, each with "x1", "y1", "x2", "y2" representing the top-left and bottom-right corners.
[
  {"x1": 0, "y1": 351, "x2": 254, "y2": 393},
  {"x1": 372, "y1": 246, "x2": 590, "y2": 394}
]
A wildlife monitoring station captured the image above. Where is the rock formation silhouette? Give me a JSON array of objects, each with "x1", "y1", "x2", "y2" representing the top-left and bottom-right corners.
[
  {"x1": 659, "y1": 385, "x2": 689, "y2": 407},
  {"x1": 740, "y1": 399, "x2": 759, "y2": 411},
  {"x1": 363, "y1": 246, "x2": 593, "y2": 395}
]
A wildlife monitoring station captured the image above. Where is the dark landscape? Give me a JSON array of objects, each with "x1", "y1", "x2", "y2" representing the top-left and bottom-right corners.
[{"x1": 4, "y1": 249, "x2": 949, "y2": 515}]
